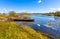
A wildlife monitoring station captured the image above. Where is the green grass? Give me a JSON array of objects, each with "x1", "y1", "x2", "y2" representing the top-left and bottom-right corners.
[{"x1": 0, "y1": 22, "x2": 49, "y2": 39}]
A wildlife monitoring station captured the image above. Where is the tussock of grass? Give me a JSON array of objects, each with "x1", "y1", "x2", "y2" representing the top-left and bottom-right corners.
[{"x1": 0, "y1": 22, "x2": 49, "y2": 39}]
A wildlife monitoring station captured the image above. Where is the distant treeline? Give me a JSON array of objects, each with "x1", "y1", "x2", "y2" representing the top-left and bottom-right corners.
[{"x1": 42, "y1": 11, "x2": 60, "y2": 16}]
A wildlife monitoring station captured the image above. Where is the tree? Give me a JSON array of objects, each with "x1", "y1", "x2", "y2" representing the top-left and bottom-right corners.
[
  {"x1": 8, "y1": 11, "x2": 18, "y2": 19},
  {"x1": 9, "y1": 11, "x2": 17, "y2": 17},
  {"x1": 54, "y1": 11, "x2": 60, "y2": 16}
]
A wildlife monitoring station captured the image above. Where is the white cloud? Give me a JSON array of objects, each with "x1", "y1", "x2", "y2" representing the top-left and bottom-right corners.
[
  {"x1": 57, "y1": 8, "x2": 60, "y2": 11},
  {"x1": 0, "y1": 8, "x2": 8, "y2": 13},
  {"x1": 50, "y1": 8, "x2": 56, "y2": 11},
  {"x1": 3, "y1": 8, "x2": 7, "y2": 11},
  {"x1": 38, "y1": 0, "x2": 42, "y2": 3},
  {"x1": 49, "y1": 8, "x2": 60, "y2": 12}
]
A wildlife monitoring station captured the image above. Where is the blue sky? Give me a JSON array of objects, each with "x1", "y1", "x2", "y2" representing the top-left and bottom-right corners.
[{"x1": 0, "y1": 0, "x2": 60, "y2": 13}]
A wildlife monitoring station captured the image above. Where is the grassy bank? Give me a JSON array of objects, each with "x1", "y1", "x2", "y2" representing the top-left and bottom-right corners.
[{"x1": 0, "y1": 22, "x2": 49, "y2": 39}]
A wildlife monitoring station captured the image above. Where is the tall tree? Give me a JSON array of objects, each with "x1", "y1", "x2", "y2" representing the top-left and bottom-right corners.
[{"x1": 9, "y1": 11, "x2": 16, "y2": 17}]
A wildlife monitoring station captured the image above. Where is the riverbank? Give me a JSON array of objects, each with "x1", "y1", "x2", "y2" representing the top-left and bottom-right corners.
[{"x1": 0, "y1": 22, "x2": 49, "y2": 39}]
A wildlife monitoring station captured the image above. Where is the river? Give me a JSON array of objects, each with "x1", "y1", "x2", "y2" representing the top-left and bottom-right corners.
[{"x1": 15, "y1": 14, "x2": 60, "y2": 39}]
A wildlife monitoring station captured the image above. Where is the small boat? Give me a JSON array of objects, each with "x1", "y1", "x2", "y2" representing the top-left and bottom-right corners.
[
  {"x1": 13, "y1": 15, "x2": 34, "y2": 22},
  {"x1": 13, "y1": 19, "x2": 34, "y2": 22}
]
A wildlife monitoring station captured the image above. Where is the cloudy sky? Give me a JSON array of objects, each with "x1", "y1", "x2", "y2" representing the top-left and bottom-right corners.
[{"x1": 0, "y1": 0, "x2": 60, "y2": 13}]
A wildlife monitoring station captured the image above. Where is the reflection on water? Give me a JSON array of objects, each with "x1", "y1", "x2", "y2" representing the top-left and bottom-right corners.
[
  {"x1": 15, "y1": 14, "x2": 60, "y2": 39},
  {"x1": 54, "y1": 16, "x2": 60, "y2": 23}
]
